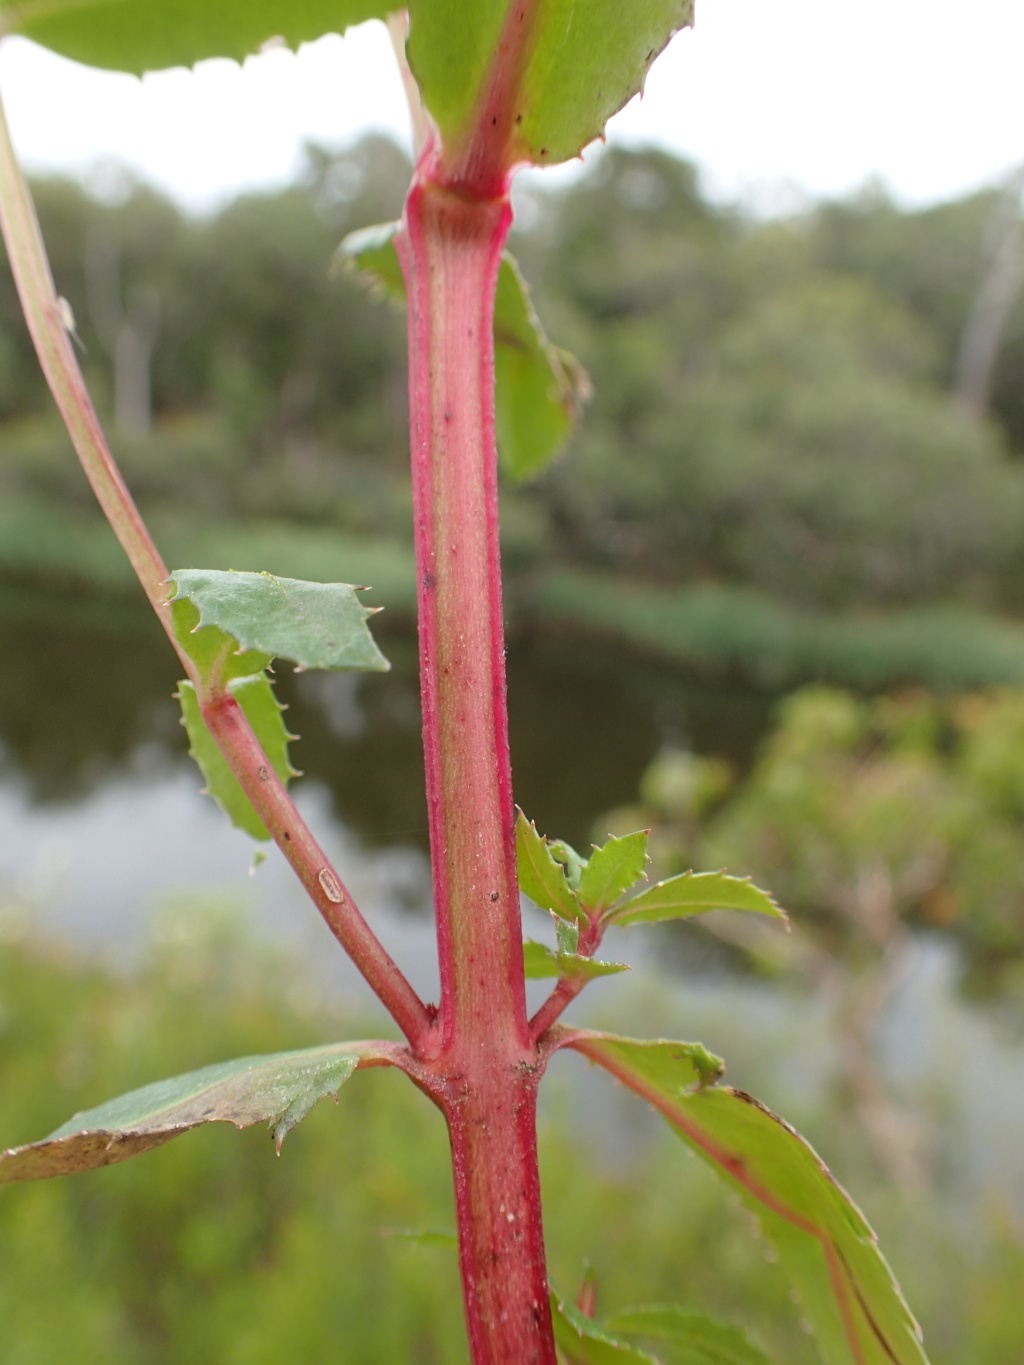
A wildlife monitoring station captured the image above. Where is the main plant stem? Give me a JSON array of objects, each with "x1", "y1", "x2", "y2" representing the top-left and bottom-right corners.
[{"x1": 398, "y1": 175, "x2": 556, "y2": 1363}]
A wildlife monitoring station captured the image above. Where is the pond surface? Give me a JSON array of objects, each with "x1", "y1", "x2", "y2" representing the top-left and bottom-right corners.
[
  {"x1": 4, "y1": 584, "x2": 1024, "y2": 1210},
  {"x1": 0, "y1": 582, "x2": 773, "y2": 975}
]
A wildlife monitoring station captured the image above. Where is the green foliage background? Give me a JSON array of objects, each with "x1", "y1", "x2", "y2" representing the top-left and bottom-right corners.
[{"x1": 0, "y1": 901, "x2": 1020, "y2": 1363}]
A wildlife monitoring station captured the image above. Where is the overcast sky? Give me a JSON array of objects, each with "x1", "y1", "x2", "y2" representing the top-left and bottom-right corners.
[{"x1": 0, "y1": 0, "x2": 1021, "y2": 214}]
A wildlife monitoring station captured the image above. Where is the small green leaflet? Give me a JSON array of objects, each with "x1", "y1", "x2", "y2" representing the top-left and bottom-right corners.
[
  {"x1": 604, "y1": 1306, "x2": 773, "y2": 1365},
  {"x1": 1, "y1": 0, "x2": 390, "y2": 77},
  {"x1": 170, "y1": 570, "x2": 388, "y2": 838},
  {"x1": 516, "y1": 810, "x2": 580, "y2": 920},
  {"x1": 340, "y1": 223, "x2": 587, "y2": 480},
  {"x1": 610, "y1": 871, "x2": 786, "y2": 929},
  {"x1": 549, "y1": 839, "x2": 587, "y2": 893},
  {"x1": 405, "y1": 0, "x2": 693, "y2": 169},
  {"x1": 169, "y1": 569, "x2": 389, "y2": 677},
  {"x1": 178, "y1": 674, "x2": 295, "y2": 841},
  {"x1": 564, "y1": 1032, "x2": 930, "y2": 1365},
  {"x1": 578, "y1": 830, "x2": 649, "y2": 917},
  {"x1": 550, "y1": 1291, "x2": 659, "y2": 1365},
  {"x1": 522, "y1": 940, "x2": 629, "y2": 982},
  {"x1": 0, "y1": 1040, "x2": 399, "y2": 1184}
]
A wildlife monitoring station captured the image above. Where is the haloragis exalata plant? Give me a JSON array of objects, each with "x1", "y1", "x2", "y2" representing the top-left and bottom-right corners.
[{"x1": 0, "y1": 4, "x2": 931, "y2": 1362}]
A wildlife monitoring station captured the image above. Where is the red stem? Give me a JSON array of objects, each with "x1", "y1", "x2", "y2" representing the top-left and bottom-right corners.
[{"x1": 397, "y1": 167, "x2": 555, "y2": 1361}]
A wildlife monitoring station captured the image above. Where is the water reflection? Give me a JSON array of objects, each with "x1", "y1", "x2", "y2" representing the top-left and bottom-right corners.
[{"x1": 0, "y1": 584, "x2": 775, "y2": 852}]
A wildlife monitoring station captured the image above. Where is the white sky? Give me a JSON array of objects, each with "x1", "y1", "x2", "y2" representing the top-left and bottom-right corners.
[{"x1": 0, "y1": 0, "x2": 1022, "y2": 214}]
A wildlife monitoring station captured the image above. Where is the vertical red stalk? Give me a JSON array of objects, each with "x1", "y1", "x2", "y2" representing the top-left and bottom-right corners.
[{"x1": 397, "y1": 170, "x2": 556, "y2": 1362}]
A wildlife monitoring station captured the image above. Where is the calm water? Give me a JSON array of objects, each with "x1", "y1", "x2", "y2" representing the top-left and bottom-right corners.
[
  {"x1": 0, "y1": 583, "x2": 773, "y2": 966},
  {"x1": 4, "y1": 584, "x2": 1024, "y2": 1207}
]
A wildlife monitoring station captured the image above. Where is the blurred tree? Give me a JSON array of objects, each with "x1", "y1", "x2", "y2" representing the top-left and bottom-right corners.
[
  {"x1": 535, "y1": 150, "x2": 1024, "y2": 608},
  {"x1": 608, "y1": 685, "x2": 1024, "y2": 1187}
]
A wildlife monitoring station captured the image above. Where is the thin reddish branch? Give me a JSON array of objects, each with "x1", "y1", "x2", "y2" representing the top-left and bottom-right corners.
[
  {"x1": 0, "y1": 76, "x2": 433, "y2": 1051},
  {"x1": 0, "y1": 81, "x2": 175, "y2": 641},
  {"x1": 202, "y1": 692, "x2": 435, "y2": 1050},
  {"x1": 529, "y1": 913, "x2": 608, "y2": 1042}
]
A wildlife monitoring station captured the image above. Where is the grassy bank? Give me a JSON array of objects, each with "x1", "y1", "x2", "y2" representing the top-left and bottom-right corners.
[
  {"x1": 6, "y1": 497, "x2": 1024, "y2": 693},
  {"x1": 528, "y1": 569, "x2": 1024, "y2": 693}
]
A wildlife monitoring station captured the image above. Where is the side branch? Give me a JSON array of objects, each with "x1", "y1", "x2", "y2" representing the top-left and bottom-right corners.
[
  {"x1": 202, "y1": 694, "x2": 435, "y2": 1048},
  {"x1": 0, "y1": 74, "x2": 433, "y2": 1050},
  {"x1": 0, "y1": 77, "x2": 174, "y2": 640}
]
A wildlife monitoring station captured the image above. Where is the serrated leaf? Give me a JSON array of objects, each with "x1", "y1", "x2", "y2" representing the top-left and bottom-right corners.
[
  {"x1": 611, "y1": 872, "x2": 787, "y2": 929},
  {"x1": 516, "y1": 810, "x2": 580, "y2": 920},
  {"x1": 341, "y1": 225, "x2": 586, "y2": 479},
  {"x1": 548, "y1": 839, "x2": 587, "y2": 892},
  {"x1": 566, "y1": 1033, "x2": 930, "y2": 1365},
  {"x1": 171, "y1": 595, "x2": 272, "y2": 688},
  {"x1": 522, "y1": 940, "x2": 629, "y2": 981},
  {"x1": 551, "y1": 1291, "x2": 660, "y2": 1365},
  {"x1": 524, "y1": 939, "x2": 561, "y2": 978},
  {"x1": 405, "y1": 0, "x2": 693, "y2": 170},
  {"x1": 605, "y1": 1306, "x2": 773, "y2": 1365},
  {"x1": 170, "y1": 569, "x2": 389, "y2": 677},
  {"x1": 179, "y1": 673, "x2": 295, "y2": 841},
  {"x1": 556, "y1": 916, "x2": 580, "y2": 956},
  {"x1": 3, "y1": 1, "x2": 390, "y2": 77},
  {"x1": 579, "y1": 830, "x2": 649, "y2": 918},
  {"x1": 0, "y1": 1040, "x2": 398, "y2": 1184}
]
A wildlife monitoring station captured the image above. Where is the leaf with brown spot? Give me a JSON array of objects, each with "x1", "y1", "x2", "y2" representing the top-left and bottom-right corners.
[{"x1": 0, "y1": 1040, "x2": 401, "y2": 1185}]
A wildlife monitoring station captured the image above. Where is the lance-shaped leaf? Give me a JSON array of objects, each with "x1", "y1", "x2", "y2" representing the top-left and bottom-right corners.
[
  {"x1": 516, "y1": 809, "x2": 580, "y2": 920},
  {"x1": 0, "y1": 1040, "x2": 400, "y2": 1185},
  {"x1": 522, "y1": 940, "x2": 629, "y2": 982},
  {"x1": 610, "y1": 871, "x2": 786, "y2": 929},
  {"x1": 578, "y1": 830, "x2": 649, "y2": 918},
  {"x1": 405, "y1": 0, "x2": 693, "y2": 170},
  {"x1": 563, "y1": 1032, "x2": 930, "y2": 1365},
  {"x1": 341, "y1": 223, "x2": 587, "y2": 479},
  {"x1": 551, "y1": 1291, "x2": 660, "y2": 1365},
  {"x1": 178, "y1": 674, "x2": 296, "y2": 841},
  {"x1": 1, "y1": 1, "x2": 390, "y2": 77},
  {"x1": 169, "y1": 569, "x2": 389, "y2": 676},
  {"x1": 605, "y1": 1306, "x2": 773, "y2": 1365}
]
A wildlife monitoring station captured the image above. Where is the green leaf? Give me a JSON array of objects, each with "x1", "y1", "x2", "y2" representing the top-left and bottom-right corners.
[
  {"x1": 578, "y1": 831, "x2": 649, "y2": 917},
  {"x1": 4, "y1": 1, "x2": 390, "y2": 77},
  {"x1": 171, "y1": 594, "x2": 272, "y2": 689},
  {"x1": 341, "y1": 225, "x2": 587, "y2": 479},
  {"x1": 493, "y1": 253, "x2": 589, "y2": 479},
  {"x1": 556, "y1": 916, "x2": 580, "y2": 956},
  {"x1": 605, "y1": 1306, "x2": 772, "y2": 1365},
  {"x1": 548, "y1": 839, "x2": 587, "y2": 893},
  {"x1": 0, "y1": 1039, "x2": 398, "y2": 1184},
  {"x1": 522, "y1": 940, "x2": 629, "y2": 981},
  {"x1": 551, "y1": 1291, "x2": 660, "y2": 1365},
  {"x1": 566, "y1": 1033, "x2": 930, "y2": 1365},
  {"x1": 179, "y1": 673, "x2": 296, "y2": 841},
  {"x1": 611, "y1": 872, "x2": 787, "y2": 929},
  {"x1": 516, "y1": 810, "x2": 581, "y2": 920},
  {"x1": 169, "y1": 569, "x2": 389, "y2": 677},
  {"x1": 405, "y1": 0, "x2": 693, "y2": 169},
  {"x1": 524, "y1": 939, "x2": 562, "y2": 978}
]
